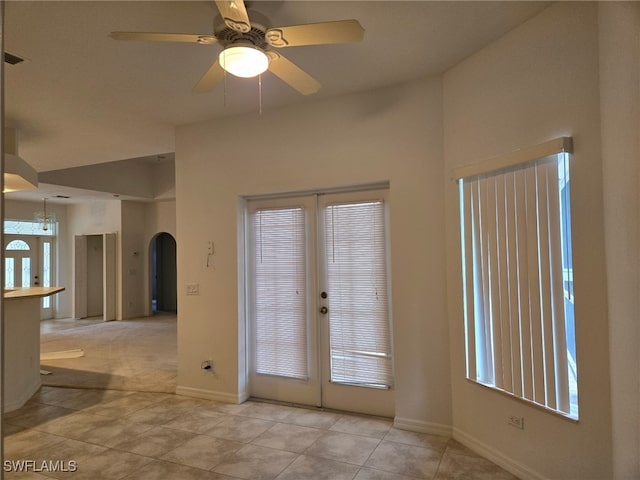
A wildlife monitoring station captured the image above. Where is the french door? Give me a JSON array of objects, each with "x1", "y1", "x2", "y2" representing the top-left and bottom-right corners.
[
  {"x1": 246, "y1": 189, "x2": 394, "y2": 417},
  {"x1": 4, "y1": 234, "x2": 55, "y2": 319}
]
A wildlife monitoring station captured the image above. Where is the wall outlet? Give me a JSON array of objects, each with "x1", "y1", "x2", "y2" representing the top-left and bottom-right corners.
[
  {"x1": 186, "y1": 283, "x2": 200, "y2": 295},
  {"x1": 508, "y1": 415, "x2": 525, "y2": 429}
]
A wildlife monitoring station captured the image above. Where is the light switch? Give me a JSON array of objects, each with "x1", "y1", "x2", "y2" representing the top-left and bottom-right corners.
[{"x1": 186, "y1": 283, "x2": 200, "y2": 295}]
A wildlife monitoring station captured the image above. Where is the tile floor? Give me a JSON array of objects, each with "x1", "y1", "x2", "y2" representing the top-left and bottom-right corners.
[{"x1": 3, "y1": 386, "x2": 519, "y2": 480}]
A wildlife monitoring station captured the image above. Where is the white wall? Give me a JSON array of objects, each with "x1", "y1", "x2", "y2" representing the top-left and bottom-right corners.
[
  {"x1": 444, "y1": 4, "x2": 611, "y2": 479},
  {"x1": 176, "y1": 77, "x2": 451, "y2": 430},
  {"x1": 121, "y1": 201, "x2": 147, "y2": 319},
  {"x1": 40, "y1": 161, "x2": 157, "y2": 198},
  {"x1": 153, "y1": 160, "x2": 176, "y2": 200},
  {"x1": 598, "y1": 2, "x2": 640, "y2": 478},
  {"x1": 144, "y1": 199, "x2": 176, "y2": 239}
]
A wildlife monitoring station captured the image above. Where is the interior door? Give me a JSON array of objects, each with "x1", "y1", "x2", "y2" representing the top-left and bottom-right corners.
[
  {"x1": 317, "y1": 190, "x2": 394, "y2": 416},
  {"x1": 74, "y1": 235, "x2": 88, "y2": 319},
  {"x1": 4, "y1": 235, "x2": 56, "y2": 319},
  {"x1": 246, "y1": 189, "x2": 394, "y2": 417},
  {"x1": 247, "y1": 195, "x2": 320, "y2": 407},
  {"x1": 74, "y1": 233, "x2": 117, "y2": 321},
  {"x1": 103, "y1": 233, "x2": 117, "y2": 321}
]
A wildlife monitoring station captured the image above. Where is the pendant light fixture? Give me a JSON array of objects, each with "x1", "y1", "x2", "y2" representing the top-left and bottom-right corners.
[{"x1": 34, "y1": 198, "x2": 56, "y2": 232}]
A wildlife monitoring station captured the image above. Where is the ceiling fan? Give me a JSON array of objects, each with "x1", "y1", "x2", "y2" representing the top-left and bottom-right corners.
[{"x1": 110, "y1": 0, "x2": 365, "y2": 96}]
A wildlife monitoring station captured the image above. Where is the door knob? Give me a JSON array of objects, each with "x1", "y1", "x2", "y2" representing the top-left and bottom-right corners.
[{"x1": 320, "y1": 306, "x2": 328, "y2": 314}]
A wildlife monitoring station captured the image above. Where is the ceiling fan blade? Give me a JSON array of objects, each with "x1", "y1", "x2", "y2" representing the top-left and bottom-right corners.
[
  {"x1": 193, "y1": 60, "x2": 225, "y2": 93},
  {"x1": 266, "y1": 19, "x2": 364, "y2": 48},
  {"x1": 268, "y1": 53, "x2": 320, "y2": 96},
  {"x1": 110, "y1": 32, "x2": 217, "y2": 45},
  {"x1": 214, "y1": 0, "x2": 251, "y2": 33}
]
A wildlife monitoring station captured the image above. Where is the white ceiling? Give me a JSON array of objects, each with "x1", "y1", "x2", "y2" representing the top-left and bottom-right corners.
[{"x1": 4, "y1": 1, "x2": 548, "y2": 201}]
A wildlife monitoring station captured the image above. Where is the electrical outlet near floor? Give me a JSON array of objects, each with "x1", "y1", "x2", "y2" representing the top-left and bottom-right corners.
[{"x1": 508, "y1": 415, "x2": 525, "y2": 429}]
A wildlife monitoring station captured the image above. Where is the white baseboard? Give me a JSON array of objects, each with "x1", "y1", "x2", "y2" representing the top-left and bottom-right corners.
[
  {"x1": 452, "y1": 427, "x2": 549, "y2": 480},
  {"x1": 176, "y1": 385, "x2": 248, "y2": 405},
  {"x1": 4, "y1": 378, "x2": 41, "y2": 413},
  {"x1": 393, "y1": 417, "x2": 452, "y2": 437}
]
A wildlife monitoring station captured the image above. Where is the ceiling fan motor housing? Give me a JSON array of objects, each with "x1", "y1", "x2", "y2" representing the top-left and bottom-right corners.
[
  {"x1": 217, "y1": 24, "x2": 269, "y2": 49},
  {"x1": 214, "y1": 11, "x2": 269, "y2": 50}
]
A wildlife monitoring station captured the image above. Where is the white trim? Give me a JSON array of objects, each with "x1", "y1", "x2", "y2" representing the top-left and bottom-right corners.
[
  {"x1": 3, "y1": 378, "x2": 41, "y2": 413},
  {"x1": 176, "y1": 385, "x2": 249, "y2": 405},
  {"x1": 451, "y1": 137, "x2": 573, "y2": 181},
  {"x1": 452, "y1": 427, "x2": 551, "y2": 480},
  {"x1": 242, "y1": 181, "x2": 390, "y2": 202},
  {"x1": 393, "y1": 416, "x2": 452, "y2": 437}
]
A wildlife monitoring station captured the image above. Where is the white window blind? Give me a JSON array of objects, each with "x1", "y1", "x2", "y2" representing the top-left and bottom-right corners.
[
  {"x1": 252, "y1": 207, "x2": 308, "y2": 380},
  {"x1": 459, "y1": 151, "x2": 577, "y2": 418},
  {"x1": 323, "y1": 200, "x2": 393, "y2": 388}
]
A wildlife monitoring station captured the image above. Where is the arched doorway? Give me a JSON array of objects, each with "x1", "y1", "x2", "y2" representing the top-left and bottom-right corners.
[{"x1": 150, "y1": 232, "x2": 177, "y2": 314}]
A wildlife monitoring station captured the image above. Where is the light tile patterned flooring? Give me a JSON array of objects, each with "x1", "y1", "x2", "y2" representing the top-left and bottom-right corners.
[{"x1": 4, "y1": 387, "x2": 518, "y2": 480}]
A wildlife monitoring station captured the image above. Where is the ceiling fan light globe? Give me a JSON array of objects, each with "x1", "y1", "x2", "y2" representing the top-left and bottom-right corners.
[{"x1": 219, "y1": 45, "x2": 269, "y2": 78}]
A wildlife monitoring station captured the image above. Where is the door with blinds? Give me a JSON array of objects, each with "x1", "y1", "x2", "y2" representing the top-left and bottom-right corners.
[{"x1": 246, "y1": 189, "x2": 394, "y2": 417}]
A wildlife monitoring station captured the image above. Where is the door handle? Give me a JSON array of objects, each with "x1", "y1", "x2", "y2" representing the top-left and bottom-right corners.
[{"x1": 320, "y1": 306, "x2": 328, "y2": 314}]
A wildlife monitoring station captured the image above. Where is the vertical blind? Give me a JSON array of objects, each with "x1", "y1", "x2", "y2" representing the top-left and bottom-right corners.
[
  {"x1": 459, "y1": 154, "x2": 575, "y2": 416},
  {"x1": 323, "y1": 200, "x2": 393, "y2": 388},
  {"x1": 252, "y1": 207, "x2": 308, "y2": 380}
]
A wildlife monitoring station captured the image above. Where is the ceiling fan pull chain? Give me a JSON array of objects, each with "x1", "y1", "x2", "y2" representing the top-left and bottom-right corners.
[
  {"x1": 258, "y1": 74, "x2": 263, "y2": 116},
  {"x1": 223, "y1": 66, "x2": 228, "y2": 108}
]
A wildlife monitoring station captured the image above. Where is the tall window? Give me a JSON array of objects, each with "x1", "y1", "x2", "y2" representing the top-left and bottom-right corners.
[
  {"x1": 457, "y1": 142, "x2": 577, "y2": 419},
  {"x1": 251, "y1": 207, "x2": 308, "y2": 380},
  {"x1": 43, "y1": 240, "x2": 52, "y2": 308},
  {"x1": 323, "y1": 200, "x2": 392, "y2": 388}
]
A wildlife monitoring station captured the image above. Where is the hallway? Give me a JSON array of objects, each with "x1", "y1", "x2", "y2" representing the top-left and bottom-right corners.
[{"x1": 40, "y1": 315, "x2": 177, "y2": 393}]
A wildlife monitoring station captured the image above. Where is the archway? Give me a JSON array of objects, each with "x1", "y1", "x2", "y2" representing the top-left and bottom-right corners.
[{"x1": 150, "y1": 232, "x2": 177, "y2": 314}]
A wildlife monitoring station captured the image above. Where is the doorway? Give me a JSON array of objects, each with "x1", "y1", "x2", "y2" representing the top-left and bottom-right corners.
[
  {"x1": 150, "y1": 232, "x2": 177, "y2": 314},
  {"x1": 5, "y1": 234, "x2": 55, "y2": 319},
  {"x1": 74, "y1": 233, "x2": 117, "y2": 321},
  {"x1": 245, "y1": 189, "x2": 394, "y2": 417}
]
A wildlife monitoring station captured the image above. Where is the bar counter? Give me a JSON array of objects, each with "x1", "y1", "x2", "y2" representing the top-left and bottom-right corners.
[{"x1": 4, "y1": 286, "x2": 65, "y2": 412}]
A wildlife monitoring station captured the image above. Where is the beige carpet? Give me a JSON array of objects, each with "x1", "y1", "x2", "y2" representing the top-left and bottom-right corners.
[{"x1": 39, "y1": 315, "x2": 177, "y2": 393}]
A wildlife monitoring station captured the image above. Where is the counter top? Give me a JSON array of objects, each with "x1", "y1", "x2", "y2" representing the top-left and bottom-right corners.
[{"x1": 4, "y1": 286, "x2": 65, "y2": 299}]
